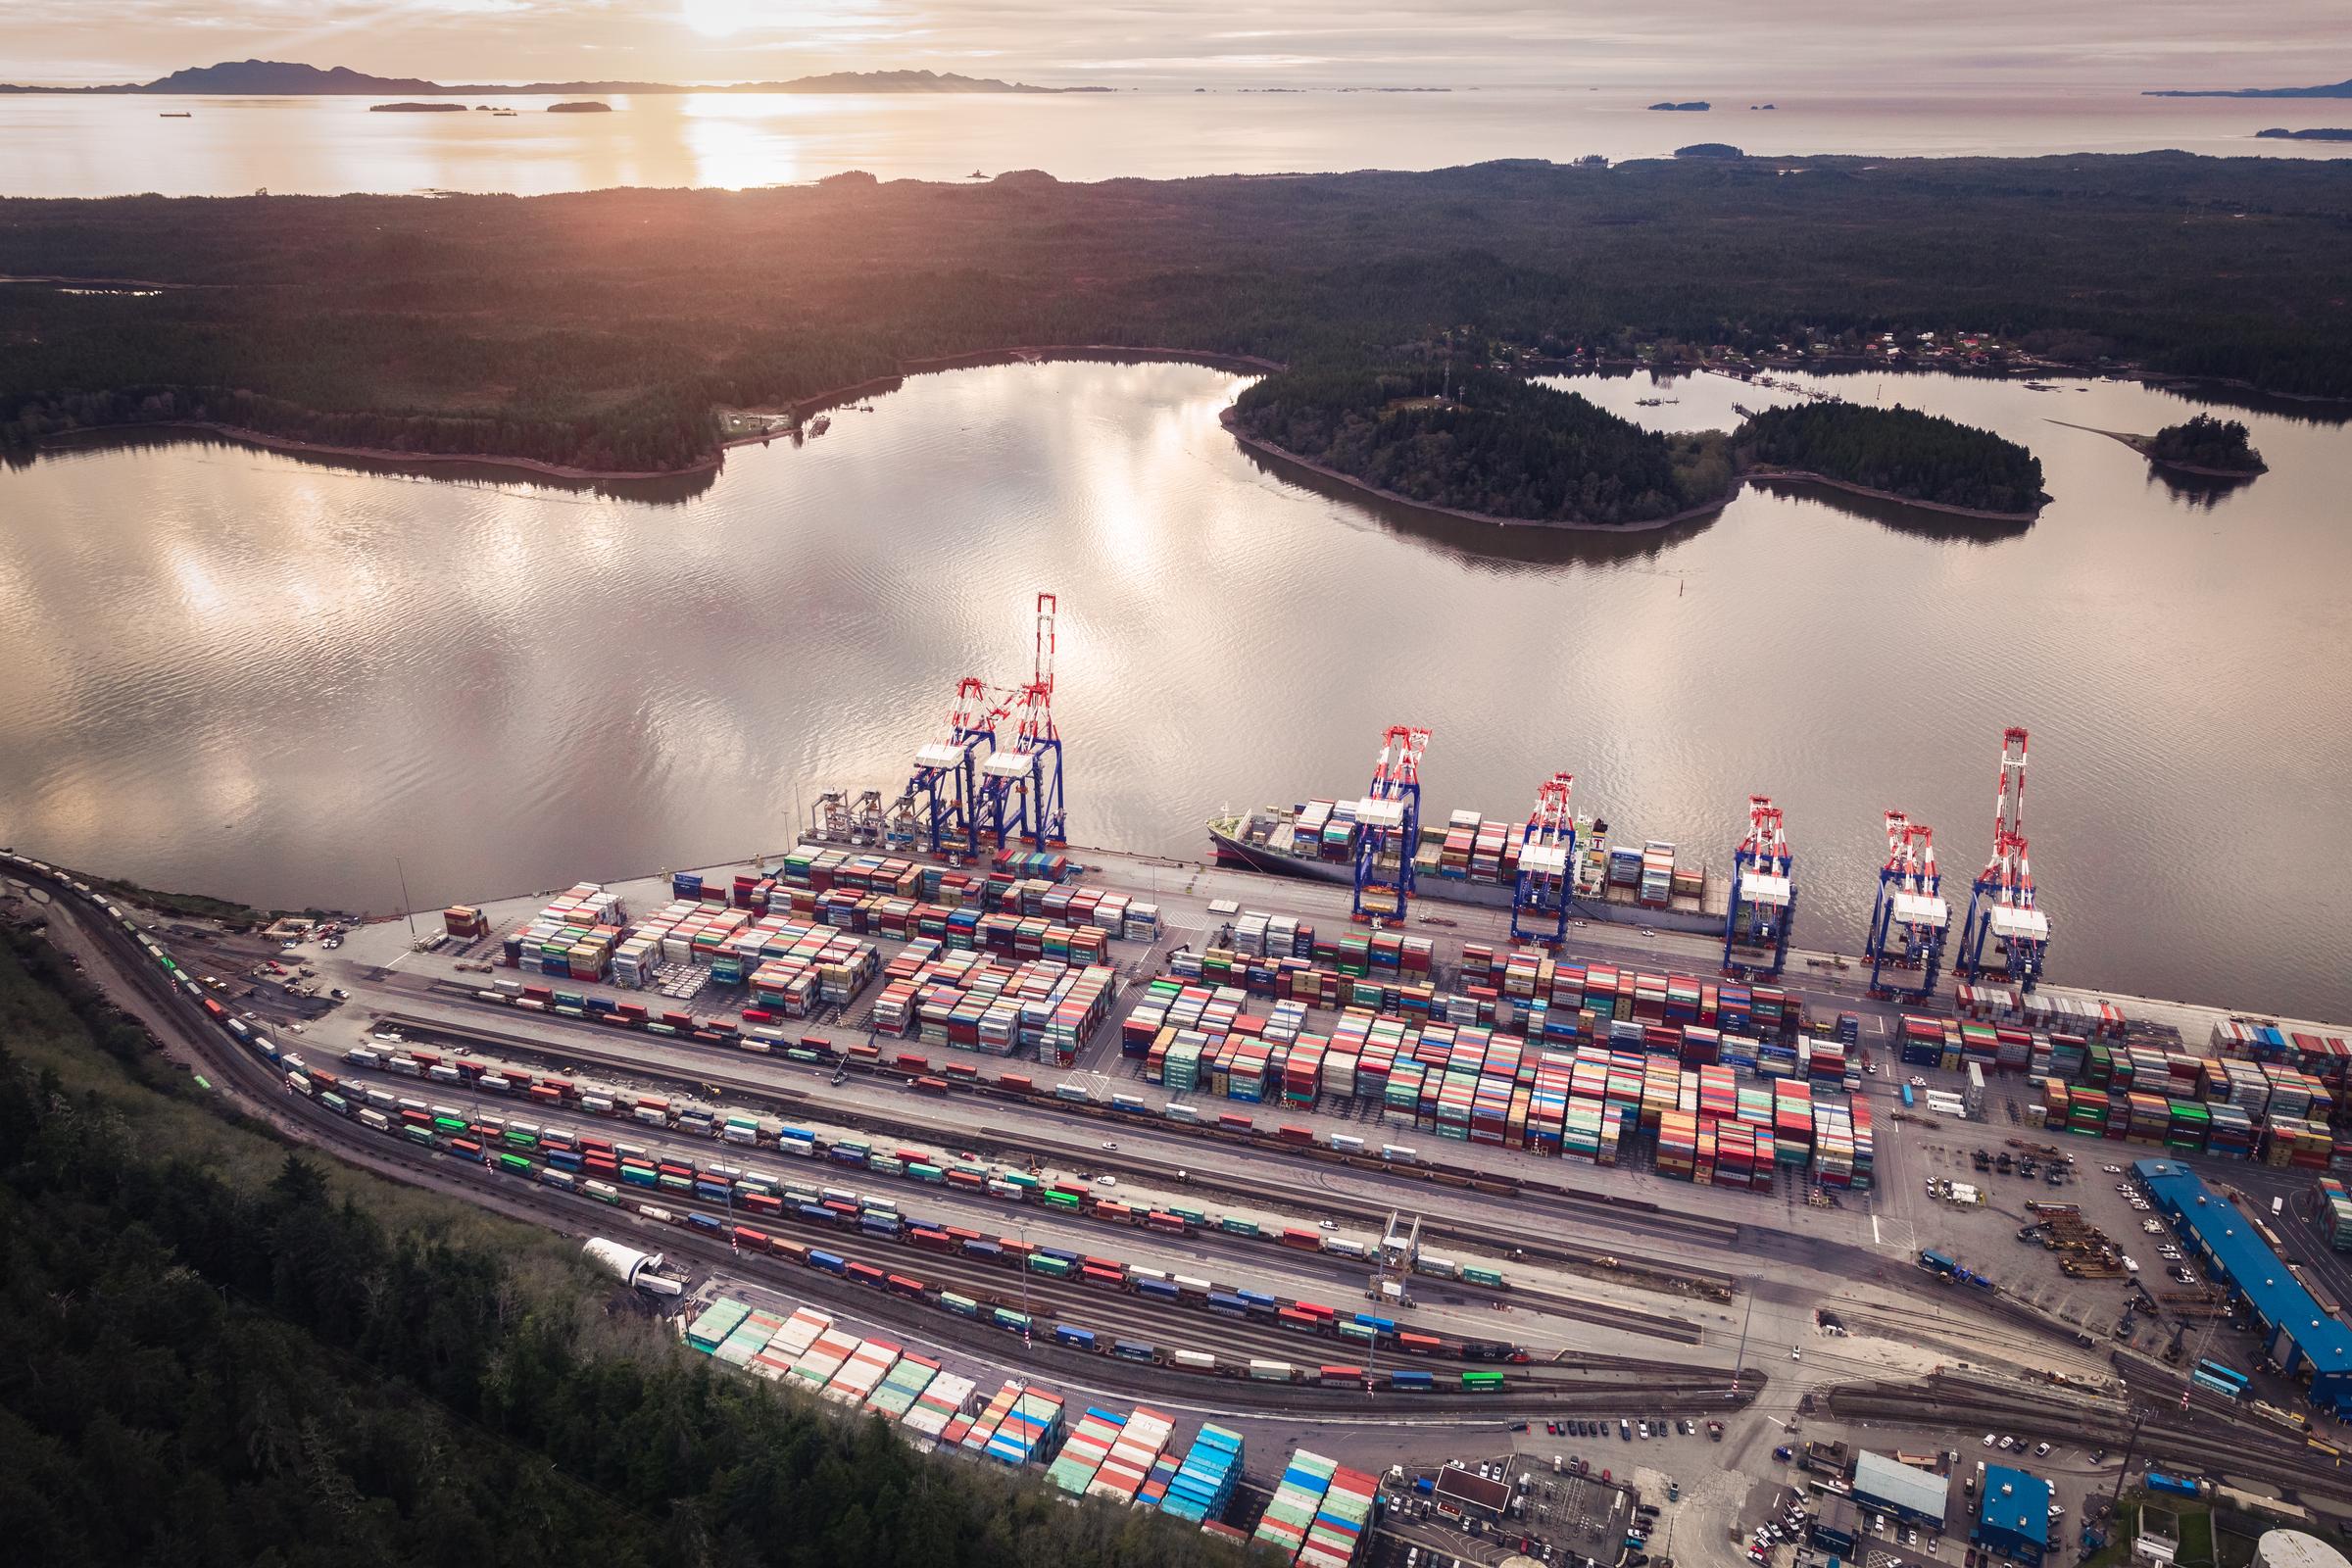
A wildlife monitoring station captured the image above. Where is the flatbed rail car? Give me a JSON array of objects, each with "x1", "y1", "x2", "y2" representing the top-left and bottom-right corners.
[
  {"x1": 330, "y1": 1038, "x2": 1540, "y2": 1300},
  {"x1": 118, "y1": 932, "x2": 1554, "y2": 1370},
  {"x1": 283, "y1": 1054, "x2": 1550, "y2": 1370},
  {"x1": 358, "y1": 1004, "x2": 1740, "y2": 1253}
]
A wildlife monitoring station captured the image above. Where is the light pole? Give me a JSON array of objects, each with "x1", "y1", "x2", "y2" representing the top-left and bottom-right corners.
[
  {"x1": 2103, "y1": 1403, "x2": 2154, "y2": 1528},
  {"x1": 1017, "y1": 1221, "x2": 1033, "y2": 1351},
  {"x1": 1731, "y1": 1288, "x2": 1757, "y2": 1402},
  {"x1": 395, "y1": 857, "x2": 417, "y2": 941}
]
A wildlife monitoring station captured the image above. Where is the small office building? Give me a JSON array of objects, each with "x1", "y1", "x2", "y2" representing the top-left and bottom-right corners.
[
  {"x1": 1975, "y1": 1465, "x2": 2051, "y2": 1567},
  {"x1": 1809, "y1": 1494, "x2": 1862, "y2": 1557}
]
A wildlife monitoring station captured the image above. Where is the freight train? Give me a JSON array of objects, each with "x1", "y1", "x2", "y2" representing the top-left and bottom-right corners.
[
  {"x1": 319, "y1": 1061, "x2": 1528, "y2": 1379},
  {"x1": 341, "y1": 1041, "x2": 1501, "y2": 1279},
  {"x1": 158, "y1": 949, "x2": 1532, "y2": 1381}
]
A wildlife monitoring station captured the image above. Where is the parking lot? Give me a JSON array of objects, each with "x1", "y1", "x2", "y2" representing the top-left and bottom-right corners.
[{"x1": 1376, "y1": 1452, "x2": 1636, "y2": 1568}]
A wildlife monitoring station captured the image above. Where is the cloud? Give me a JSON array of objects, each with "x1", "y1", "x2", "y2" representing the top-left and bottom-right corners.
[{"x1": 2, "y1": 0, "x2": 2346, "y2": 89}]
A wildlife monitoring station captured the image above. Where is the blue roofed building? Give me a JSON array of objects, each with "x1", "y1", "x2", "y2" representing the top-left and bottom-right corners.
[
  {"x1": 2135, "y1": 1159, "x2": 2352, "y2": 1415},
  {"x1": 1975, "y1": 1464, "x2": 2051, "y2": 1567}
]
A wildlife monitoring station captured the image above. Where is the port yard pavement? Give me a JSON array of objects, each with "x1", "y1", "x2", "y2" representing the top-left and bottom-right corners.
[
  {"x1": 303, "y1": 986, "x2": 2120, "y2": 1398},
  {"x1": 307, "y1": 858, "x2": 2138, "y2": 1266}
]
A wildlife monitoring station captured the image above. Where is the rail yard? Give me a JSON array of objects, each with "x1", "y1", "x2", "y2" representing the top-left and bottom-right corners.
[{"x1": 13, "y1": 821, "x2": 2352, "y2": 1568}]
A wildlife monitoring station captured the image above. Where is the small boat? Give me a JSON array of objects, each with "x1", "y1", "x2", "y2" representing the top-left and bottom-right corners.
[
  {"x1": 808, "y1": 414, "x2": 831, "y2": 435},
  {"x1": 159, "y1": 112, "x2": 192, "y2": 119},
  {"x1": 969, "y1": 168, "x2": 986, "y2": 178}
]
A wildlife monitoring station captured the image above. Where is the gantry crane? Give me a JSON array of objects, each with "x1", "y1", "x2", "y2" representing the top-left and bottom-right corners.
[
  {"x1": 973, "y1": 593, "x2": 1067, "y2": 853},
  {"x1": 1863, "y1": 809, "x2": 1950, "y2": 1002},
  {"x1": 1351, "y1": 724, "x2": 1429, "y2": 924},
  {"x1": 894, "y1": 593, "x2": 1070, "y2": 859},
  {"x1": 900, "y1": 674, "x2": 1003, "y2": 858},
  {"x1": 1722, "y1": 794, "x2": 1796, "y2": 979},
  {"x1": 1510, "y1": 770, "x2": 1578, "y2": 945},
  {"x1": 1958, "y1": 725, "x2": 2052, "y2": 990}
]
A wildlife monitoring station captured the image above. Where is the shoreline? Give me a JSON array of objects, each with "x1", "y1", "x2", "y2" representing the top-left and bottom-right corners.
[
  {"x1": 2049, "y1": 420, "x2": 2267, "y2": 479},
  {"x1": 1739, "y1": 467, "x2": 2045, "y2": 521},
  {"x1": 30, "y1": 345, "x2": 1292, "y2": 483},
  {"x1": 1224, "y1": 410, "x2": 2042, "y2": 529},
  {"x1": 1220, "y1": 407, "x2": 1741, "y2": 533}
]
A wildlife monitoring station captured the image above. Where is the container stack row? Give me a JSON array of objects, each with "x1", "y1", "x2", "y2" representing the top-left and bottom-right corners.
[
  {"x1": 503, "y1": 883, "x2": 628, "y2": 980},
  {"x1": 866, "y1": 942, "x2": 1118, "y2": 1058},
  {"x1": 1131, "y1": 999, "x2": 1877, "y2": 1190},
  {"x1": 1252, "y1": 1448, "x2": 1379, "y2": 1568},
  {"x1": 1159, "y1": 1424, "x2": 1245, "y2": 1523}
]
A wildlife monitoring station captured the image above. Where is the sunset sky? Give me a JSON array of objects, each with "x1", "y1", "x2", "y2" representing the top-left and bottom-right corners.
[{"x1": 3, "y1": 0, "x2": 2344, "y2": 90}]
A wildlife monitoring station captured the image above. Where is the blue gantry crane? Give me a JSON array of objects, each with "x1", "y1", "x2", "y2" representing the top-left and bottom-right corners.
[
  {"x1": 1722, "y1": 794, "x2": 1795, "y2": 979},
  {"x1": 1510, "y1": 770, "x2": 1578, "y2": 945},
  {"x1": 1351, "y1": 724, "x2": 1429, "y2": 923},
  {"x1": 972, "y1": 593, "x2": 1068, "y2": 853},
  {"x1": 1863, "y1": 808, "x2": 1951, "y2": 1003},
  {"x1": 896, "y1": 593, "x2": 1070, "y2": 859},
  {"x1": 1957, "y1": 725, "x2": 2051, "y2": 990},
  {"x1": 900, "y1": 675, "x2": 1000, "y2": 858}
]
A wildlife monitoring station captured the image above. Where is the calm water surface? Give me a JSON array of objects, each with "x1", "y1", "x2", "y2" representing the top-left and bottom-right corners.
[
  {"x1": 1, "y1": 362, "x2": 2347, "y2": 1021},
  {"x1": 2, "y1": 88, "x2": 2345, "y2": 197}
]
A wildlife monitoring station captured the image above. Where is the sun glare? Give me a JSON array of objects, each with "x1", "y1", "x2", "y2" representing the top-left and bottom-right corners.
[{"x1": 680, "y1": 0, "x2": 761, "y2": 39}]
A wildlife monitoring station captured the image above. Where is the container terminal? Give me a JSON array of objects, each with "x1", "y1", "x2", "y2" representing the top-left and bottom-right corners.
[
  {"x1": 11, "y1": 598, "x2": 2352, "y2": 1561},
  {"x1": 18, "y1": 843, "x2": 2352, "y2": 1568}
]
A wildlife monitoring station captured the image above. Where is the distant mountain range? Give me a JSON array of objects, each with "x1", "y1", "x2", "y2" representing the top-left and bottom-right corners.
[
  {"x1": 2144, "y1": 76, "x2": 2352, "y2": 98},
  {"x1": 0, "y1": 59, "x2": 1107, "y2": 95}
]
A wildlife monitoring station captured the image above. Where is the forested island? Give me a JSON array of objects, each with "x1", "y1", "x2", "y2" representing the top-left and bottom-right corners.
[
  {"x1": 1230, "y1": 366, "x2": 1735, "y2": 526},
  {"x1": 0, "y1": 924, "x2": 1243, "y2": 1568},
  {"x1": 0, "y1": 58, "x2": 1105, "y2": 95},
  {"x1": 368, "y1": 100, "x2": 464, "y2": 112},
  {"x1": 2138, "y1": 414, "x2": 2268, "y2": 474},
  {"x1": 2147, "y1": 76, "x2": 2352, "y2": 98},
  {"x1": 1735, "y1": 403, "x2": 2047, "y2": 516},
  {"x1": 1230, "y1": 368, "x2": 2044, "y2": 525},
  {"x1": 2256, "y1": 127, "x2": 2352, "y2": 141},
  {"x1": 5, "y1": 153, "x2": 2351, "y2": 474}
]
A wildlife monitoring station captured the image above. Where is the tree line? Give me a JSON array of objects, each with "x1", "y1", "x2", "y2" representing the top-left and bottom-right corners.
[
  {"x1": 5, "y1": 152, "x2": 2351, "y2": 471},
  {"x1": 0, "y1": 926, "x2": 1250, "y2": 1568},
  {"x1": 2144, "y1": 414, "x2": 2266, "y2": 471},
  {"x1": 1234, "y1": 364, "x2": 1732, "y2": 524},
  {"x1": 1734, "y1": 402, "x2": 2047, "y2": 514}
]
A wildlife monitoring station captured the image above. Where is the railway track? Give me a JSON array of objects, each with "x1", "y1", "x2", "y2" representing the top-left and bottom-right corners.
[
  {"x1": 337, "y1": 1026, "x2": 1705, "y2": 1346},
  {"x1": 379, "y1": 1000, "x2": 1734, "y2": 1316},
  {"x1": 24, "y1": 865, "x2": 1751, "y2": 1419},
  {"x1": 336, "y1": 1045, "x2": 1703, "y2": 1347},
  {"x1": 1829, "y1": 1371, "x2": 2352, "y2": 1507},
  {"x1": 318, "y1": 1050, "x2": 1730, "y2": 1384}
]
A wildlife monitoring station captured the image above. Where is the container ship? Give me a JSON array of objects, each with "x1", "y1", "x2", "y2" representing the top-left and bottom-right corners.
[{"x1": 1207, "y1": 801, "x2": 1731, "y2": 934}]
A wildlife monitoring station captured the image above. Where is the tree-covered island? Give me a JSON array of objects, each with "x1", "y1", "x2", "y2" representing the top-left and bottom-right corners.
[
  {"x1": 2136, "y1": 414, "x2": 2268, "y2": 474},
  {"x1": 1229, "y1": 368, "x2": 2047, "y2": 526}
]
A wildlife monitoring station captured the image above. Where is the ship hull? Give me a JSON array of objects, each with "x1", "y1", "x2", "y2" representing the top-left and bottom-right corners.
[{"x1": 1207, "y1": 820, "x2": 1723, "y2": 934}]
